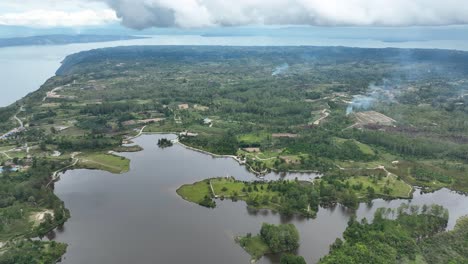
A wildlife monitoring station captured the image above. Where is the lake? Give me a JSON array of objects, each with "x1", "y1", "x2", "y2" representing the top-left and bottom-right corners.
[
  {"x1": 46, "y1": 134, "x2": 468, "y2": 264},
  {"x1": 2, "y1": 35, "x2": 468, "y2": 107}
]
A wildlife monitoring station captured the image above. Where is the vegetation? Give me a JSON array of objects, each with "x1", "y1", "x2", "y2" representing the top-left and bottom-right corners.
[
  {"x1": 157, "y1": 138, "x2": 173, "y2": 148},
  {"x1": 236, "y1": 234, "x2": 270, "y2": 261},
  {"x1": 112, "y1": 145, "x2": 143, "y2": 152},
  {"x1": 237, "y1": 223, "x2": 300, "y2": 261},
  {"x1": 0, "y1": 159, "x2": 70, "y2": 240},
  {"x1": 0, "y1": 240, "x2": 67, "y2": 264},
  {"x1": 418, "y1": 216, "x2": 468, "y2": 263},
  {"x1": 1, "y1": 46, "x2": 468, "y2": 262},
  {"x1": 280, "y1": 254, "x2": 307, "y2": 264},
  {"x1": 320, "y1": 204, "x2": 451, "y2": 264},
  {"x1": 177, "y1": 175, "x2": 401, "y2": 217}
]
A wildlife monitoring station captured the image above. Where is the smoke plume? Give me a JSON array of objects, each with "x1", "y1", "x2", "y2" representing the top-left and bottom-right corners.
[
  {"x1": 346, "y1": 81, "x2": 399, "y2": 115},
  {"x1": 272, "y1": 63, "x2": 289, "y2": 76}
]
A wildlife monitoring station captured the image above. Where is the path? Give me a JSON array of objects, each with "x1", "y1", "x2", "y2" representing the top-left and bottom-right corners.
[
  {"x1": 127, "y1": 125, "x2": 147, "y2": 140},
  {"x1": 0, "y1": 106, "x2": 25, "y2": 140},
  {"x1": 0, "y1": 151, "x2": 12, "y2": 159},
  {"x1": 312, "y1": 109, "x2": 330, "y2": 125},
  {"x1": 209, "y1": 180, "x2": 218, "y2": 198},
  {"x1": 46, "y1": 152, "x2": 80, "y2": 188},
  {"x1": 254, "y1": 155, "x2": 276, "y2": 161}
]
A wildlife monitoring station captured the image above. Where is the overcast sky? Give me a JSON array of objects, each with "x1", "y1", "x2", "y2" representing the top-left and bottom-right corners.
[{"x1": 1, "y1": 0, "x2": 468, "y2": 29}]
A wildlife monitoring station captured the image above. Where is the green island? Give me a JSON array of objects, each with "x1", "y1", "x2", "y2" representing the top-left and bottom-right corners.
[
  {"x1": 157, "y1": 138, "x2": 173, "y2": 148},
  {"x1": 0, "y1": 46, "x2": 468, "y2": 262},
  {"x1": 177, "y1": 174, "x2": 412, "y2": 217},
  {"x1": 236, "y1": 223, "x2": 303, "y2": 262}
]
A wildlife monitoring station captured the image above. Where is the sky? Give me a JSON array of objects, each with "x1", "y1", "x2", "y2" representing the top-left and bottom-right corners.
[{"x1": 1, "y1": 0, "x2": 468, "y2": 29}]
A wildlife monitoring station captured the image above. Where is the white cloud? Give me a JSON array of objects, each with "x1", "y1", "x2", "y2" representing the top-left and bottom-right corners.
[
  {"x1": 1, "y1": 0, "x2": 468, "y2": 28},
  {"x1": 0, "y1": 9, "x2": 118, "y2": 27},
  {"x1": 0, "y1": 0, "x2": 119, "y2": 27},
  {"x1": 101, "y1": 0, "x2": 468, "y2": 29}
]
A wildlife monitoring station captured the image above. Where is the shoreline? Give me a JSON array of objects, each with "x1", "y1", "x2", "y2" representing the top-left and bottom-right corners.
[{"x1": 139, "y1": 130, "x2": 321, "y2": 177}]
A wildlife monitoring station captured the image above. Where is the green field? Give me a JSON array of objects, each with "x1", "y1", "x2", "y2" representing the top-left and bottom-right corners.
[
  {"x1": 176, "y1": 179, "x2": 212, "y2": 204},
  {"x1": 77, "y1": 153, "x2": 130, "y2": 174},
  {"x1": 236, "y1": 235, "x2": 270, "y2": 261},
  {"x1": 345, "y1": 175, "x2": 412, "y2": 198}
]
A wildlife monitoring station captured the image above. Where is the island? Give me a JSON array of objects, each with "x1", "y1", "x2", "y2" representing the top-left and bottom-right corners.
[
  {"x1": 157, "y1": 138, "x2": 173, "y2": 148},
  {"x1": 236, "y1": 223, "x2": 302, "y2": 262},
  {"x1": 0, "y1": 34, "x2": 146, "y2": 48}
]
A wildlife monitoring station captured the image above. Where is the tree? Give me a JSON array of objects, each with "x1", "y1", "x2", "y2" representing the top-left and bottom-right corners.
[
  {"x1": 280, "y1": 254, "x2": 306, "y2": 264},
  {"x1": 260, "y1": 223, "x2": 300, "y2": 253}
]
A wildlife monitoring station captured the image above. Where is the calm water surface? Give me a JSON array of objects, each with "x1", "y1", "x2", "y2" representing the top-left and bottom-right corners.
[{"x1": 48, "y1": 134, "x2": 468, "y2": 264}]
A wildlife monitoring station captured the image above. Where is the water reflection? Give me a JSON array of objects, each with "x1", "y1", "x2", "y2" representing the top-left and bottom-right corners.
[{"x1": 48, "y1": 134, "x2": 468, "y2": 264}]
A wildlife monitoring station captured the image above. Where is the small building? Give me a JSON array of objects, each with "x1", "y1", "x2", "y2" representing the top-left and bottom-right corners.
[
  {"x1": 203, "y1": 118, "x2": 212, "y2": 125},
  {"x1": 180, "y1": 131, "x2": 198, "y2": 137}
]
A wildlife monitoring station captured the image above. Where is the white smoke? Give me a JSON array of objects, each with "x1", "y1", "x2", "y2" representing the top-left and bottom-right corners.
[
  {"x1": 96, "y1": 0, "x2": 468, "y2": 29},
  {"x1": 272, "y1": 63, "x2": 289, "y2": 76},
  {"x1": 346, "y1": 81, "x2": 400, "y2": 115}
]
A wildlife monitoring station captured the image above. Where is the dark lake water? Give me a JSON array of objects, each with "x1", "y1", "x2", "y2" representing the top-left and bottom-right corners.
[{"x1": 47, "y1": 134, "x2": 468, "y2": 264}]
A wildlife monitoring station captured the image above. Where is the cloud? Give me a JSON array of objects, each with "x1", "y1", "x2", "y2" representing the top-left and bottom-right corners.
[
  {"x1": 98, "y1": 0, "x2": 468, "y2": 29},
  {"x1": 0, "y1": 9, "x2": 118, "y2": 27},
  {"x1": 1, "y1": 0, "x2": 468, "y2": 29},
  {"x1": 0, "y1": 0, "x2": 119, "y2": 27}
]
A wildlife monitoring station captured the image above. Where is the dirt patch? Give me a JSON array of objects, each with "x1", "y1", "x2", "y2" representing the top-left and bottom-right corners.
[
  {"x1": 280, "y1": 156, "x2": 301, "y2": 164},
  {"x1": 353, "y1": 111, "x2": 396, "y2": 127},
  {"x1": 30, "y1": 210, "x2": 54, "y2": 226},
  {"x1": 243, "y1": 148, "x2": 260, "y2": 153}
]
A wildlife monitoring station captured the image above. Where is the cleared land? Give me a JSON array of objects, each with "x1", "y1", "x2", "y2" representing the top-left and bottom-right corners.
[{"x1": 353, "y1": 111, "x2": 396, "y2": 126}]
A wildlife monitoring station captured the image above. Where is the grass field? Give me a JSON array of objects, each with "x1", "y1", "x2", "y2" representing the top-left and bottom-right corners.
[
  {"x1": 334, "y1": 137, "x2": 375, "y2": 155},
  {"x1": 77, "y1": 153, "x2": 130, "y2": 174},
  {"x1": 236, "y1": 235, "x2": 270, "y2": 261},
  {"x1": 238, "y1": 132, "x2": 271, "y2": 144},
  {"x1": 176, "y1": 179, "x2": 212, "y2": 204},
  {"x1": 345, "y1": 175, "x2": 412, "y2": 198}
]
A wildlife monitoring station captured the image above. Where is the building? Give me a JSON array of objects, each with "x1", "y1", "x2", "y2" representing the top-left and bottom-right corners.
[{"x1": 203, "y1": 118, "x2": 212, "y2": 125}]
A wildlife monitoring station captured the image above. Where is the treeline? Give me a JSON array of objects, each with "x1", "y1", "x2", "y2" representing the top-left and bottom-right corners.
[
  {"x1": 51, "y1": 135, "x2": 120, "y2": 151},
  {"x1": 320, "y1": 204, "x2": 449, "y2": 264},
  {"x1": 351, "y1": 129, "x2": 468, "y2": 161},
  {"x1": 180, "y1": 132, "x2": 238, "y2": 155},
  {"x1": 80, "y1": 101, "x2": 163, "y2": 116}
]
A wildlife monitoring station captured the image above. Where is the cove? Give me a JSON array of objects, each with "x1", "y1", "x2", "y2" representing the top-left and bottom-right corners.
[{"x1": 47, "y1": 134, "x2": 468, "y2": 264}]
